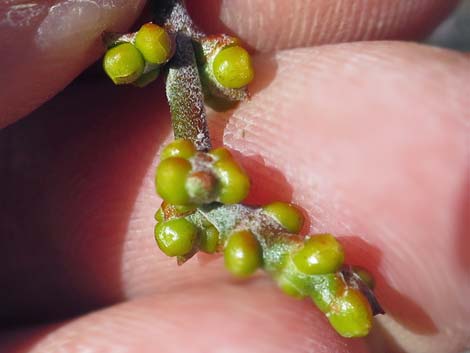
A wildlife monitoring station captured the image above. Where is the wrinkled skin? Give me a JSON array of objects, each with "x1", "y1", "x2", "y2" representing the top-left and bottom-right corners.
[{"x1": 0, "y1": 1, "x2": 469, "y2": 353}]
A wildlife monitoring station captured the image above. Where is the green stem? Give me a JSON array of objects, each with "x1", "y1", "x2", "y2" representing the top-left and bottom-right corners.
[
  {"x1": 155, "y1": 0, "x2": 211, "y2": 151},
  {"x1": 166, "y1": 34, "x2": 211, "y2": 151}
]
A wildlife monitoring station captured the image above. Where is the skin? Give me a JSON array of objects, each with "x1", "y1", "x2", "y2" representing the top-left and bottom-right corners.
[{"x1": 0, "y1": 1, "x2": 469, "y2": 353}]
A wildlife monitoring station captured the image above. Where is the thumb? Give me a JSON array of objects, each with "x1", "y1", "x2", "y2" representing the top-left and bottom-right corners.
[{"x1": 0, "y1": 0, "x2": 146, "y2": 127}]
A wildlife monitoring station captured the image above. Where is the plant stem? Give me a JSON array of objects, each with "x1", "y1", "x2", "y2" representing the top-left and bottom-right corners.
[
  {"x1": 154, "y1": 0, "x2": 211, "y2": 151},
  {"x1": 166, "y1": 34, "x2": 211, "y2": 151}
]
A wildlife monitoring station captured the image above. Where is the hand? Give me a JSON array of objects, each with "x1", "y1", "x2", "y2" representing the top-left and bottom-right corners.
[{"x1": 1, "y1": 1, "x2": 468, "y2": 352}]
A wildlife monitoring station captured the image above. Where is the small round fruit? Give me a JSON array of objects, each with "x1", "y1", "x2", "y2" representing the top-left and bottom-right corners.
[
  {"x1": 292, "y1": 234, "x2": 345, "y2": 275},
  {"x1": 154, "y1": 207, "x2": 164, "y2": 222},
  {"x1": 155, "y1": 218, "x2": 198, "y2": 257},
  {"x1": 200, "y1": 225, "x2": 220, "y2": 253},
  {"x1": 135, "y1": 23, "x2": 172, "y2": 64},
  {"x1": 214, "y1": 158, "x2": 250, "y2": 204},
  {"x1": 213, "y1": 45, "x2": 254, "y2": 89},
  {"x1": 224, "y1": 230, "x2": 262, "y2": 277},
  {"x1": 103, "y1": 43, "x2": 145, "y2": 84},
  {"x1": 263, "y1": 202, "x2": 304, "y2": 233},
  {"x1": 326, "y1": 289, "x2": 373, "y2": 338},
  {"x1": 156, "y1": 157, "x2": 192, "y2": 205},
  {"x1": 161, "y1": 139, "x2": 196, "y2": 160}
]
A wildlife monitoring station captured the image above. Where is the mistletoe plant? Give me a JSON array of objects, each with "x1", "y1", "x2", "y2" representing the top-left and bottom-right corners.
[{"x1": 101, "y1": 0, "x2": 384, "y2": 338}]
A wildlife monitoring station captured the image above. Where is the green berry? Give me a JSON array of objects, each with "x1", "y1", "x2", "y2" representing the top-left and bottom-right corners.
[
  {"x1": 155, "y1": 207, "x2": 164, "y2": 222},
  {"x1": 209, "y1": 147, "x2": 233, "y2": 161},
  {"x1": 135, "y1": 23, "x2": 172, "y2": 64},
  {"x1": 263, "y1": 202, "x2": 304, "y2": 233},
  {"x1": 292, "y1": 234, "x2": 345, "y2": 275},
  {"x1": 161, "y1": 139, "x2": 197, "y2": 160},
  {"x1": 213, "y1": 46, "x2": 254, "y2": 89},
  {"x1": 214, "y1": 158, "x2": 250, "y2": 204},
  {"x1": 326, "y1": 289, "x2": 373, "y2": 338},
  {"x1": 156, "y1": 157, "x2": 192, "y2": 205},
  {"x1": 155, "y1": 218, "x2": 198, "y2": 257},
  {"x1": 310, "y1": 274, "x2": 344, "y2": 313},
  {"x1": 224, "y1": 230, "x2": 262, "y2": 277},
  {"x1": 103, "y1": 43, "x2": 145, "y2": 85},
  {"x1": 200, "y1": 225, "x2": 220, "y2": 253}
]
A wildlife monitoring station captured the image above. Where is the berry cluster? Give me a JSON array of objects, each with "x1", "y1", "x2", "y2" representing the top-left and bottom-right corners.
[
  {"x1": 156, "y1": 139, "x2": 250, "y2": 205},
  {"x1": 102, "y1": 0, "x2": 383, "y2": 339},
  {"x1": 103, "y1": 23, "x2": 254, "y2": 97},
  {"x1": 154, "y1": 140, "x2": 382, "y2": 338}
]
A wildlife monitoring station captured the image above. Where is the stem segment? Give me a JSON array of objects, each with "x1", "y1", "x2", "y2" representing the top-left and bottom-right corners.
[
  {"x1": 154, "y1": 0, "x2": 211, "y2": 151},
  {"x1": 166, "y1": 34, "x2": 211, "y2": 151}
]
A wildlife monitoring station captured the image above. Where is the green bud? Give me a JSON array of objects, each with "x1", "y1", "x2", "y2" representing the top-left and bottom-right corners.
[
  {"x1": 155, "y1": 207, "x2": 164, "y2": 222},
  {"x1": 103, "y1": 43, "x2": 145, "y2": 85},
  {"x1": 155, "y1": 218, "x2": 198, "y2": 257},
  {"x1": 161, "y1": 139, "x2": 197, "y2": 160},
  {"x1": 214, "y1": 158, "x2": 250, "y2": 204},
  {"x1": 213, "y1": 46, "x2": 254, "y2": 89},
  {"x1": 135, "y1": 23, "x2": 172, "y2": 64},
  {"x1": 224, "y1": 230, "x2": 262, "y2": 277},
  {"x1": 156, "y1": 157, "x2": 192, "y2": 205},
  {"x1": 292, "y1": 234, "x2": 345, "y2": 275},
  {"x1": 200, "y1": 225, "x2": 220, "y2": 254},
  {"x1": 263, "y1": 202, "x2": 304, "y2": 233},
  {"x1": 326, "y1": 289, "x2": 373, "y2": 338}
]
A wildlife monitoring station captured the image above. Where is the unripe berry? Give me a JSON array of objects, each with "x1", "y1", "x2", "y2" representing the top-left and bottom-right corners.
[
  {"x1": 292, "y1": 234, "x2": 345, "y2": 275},
  {"x1": 155, "y1": 218, "x2": 198, "y2": 257},
  {"x1": 224, "y1": 230, "x2": 262, "y2": 277},
  {"x1": 326, "y1": 289, "x2": 373, "y2": 338},
  {"x1": 213, "y1": 46, "x2": 254, "y2": 89},
  {"x1": 155, "y1": 207, "x2": 164, "y2": 222},
  {"x1": 200, "y1": 225, "x2": 220, "y2": 254},
  {"x1": 161, "y1": 139, "x2": 197, "y2": 160},
  {"x1": 214, "y1": 158, "x2": 250, "y2": 204},
  {"x1": 103, "y1": 43, "x2": 145, "y2": 85},
  {"x1": 156, "y1": 157, "x2": 192, "y2": 205},
  {"x1": 263, "y1": 202, "x2": 304, "y2": 234},
  {"x1": 135, "y1": 23, "x2": 172, "y2": 64}
]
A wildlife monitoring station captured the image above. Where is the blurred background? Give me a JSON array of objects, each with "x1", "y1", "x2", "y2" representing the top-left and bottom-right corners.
[
  {"x1": 427, "y1": 0, "x2": 470, "y2": 51},
  {"x1": 430, "y1": 2, "x2": 470, "y2": 353}
]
